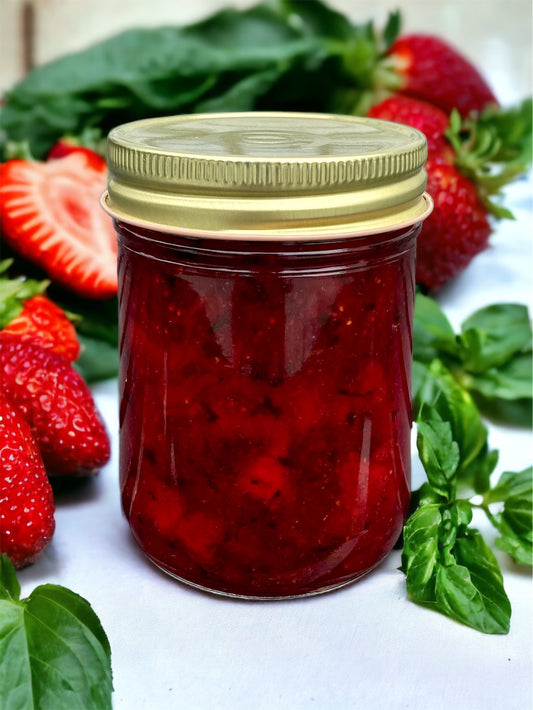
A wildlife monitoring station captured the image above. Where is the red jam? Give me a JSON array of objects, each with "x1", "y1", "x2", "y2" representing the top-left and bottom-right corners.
[{"x1": 117, "y1": 221, "x2": 419, "y2": 597}]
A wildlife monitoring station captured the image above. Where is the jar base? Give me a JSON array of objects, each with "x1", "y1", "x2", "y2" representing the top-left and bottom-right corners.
[{"x1": 149, "y1": 557, "x2": 374, "y2": 600}]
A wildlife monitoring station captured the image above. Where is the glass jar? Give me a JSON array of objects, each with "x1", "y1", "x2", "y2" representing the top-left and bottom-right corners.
[{"x1": 103, "y1": 112, "x2": 432, "y2": 598}]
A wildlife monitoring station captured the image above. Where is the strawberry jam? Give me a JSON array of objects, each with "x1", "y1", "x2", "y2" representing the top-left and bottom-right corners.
[
  {"x1": 105, "y1": 111, "x2": 431, "y2": 597},
  {"x1": 116, "y1": 222, "x2": 420, "y2": 597}
]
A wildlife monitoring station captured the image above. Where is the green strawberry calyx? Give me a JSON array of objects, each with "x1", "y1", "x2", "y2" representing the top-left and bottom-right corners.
[
  {"x1": 0, "y1": 259, "x2": 49, "y2": 328},
  {"x1": 447, "y1": 99, "x2": 532, "y2": 219}
]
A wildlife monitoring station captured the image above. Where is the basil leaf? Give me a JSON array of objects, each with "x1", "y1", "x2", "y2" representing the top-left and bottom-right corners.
[
  {"x1": 0, "y1": 0, "x2": 366, "y2": 159},
  {"x1": 436, "y1": 531, "x2": 511, "y2": 634},
  {"x1": 0, "y1": 553, "x2": 20, "y2": 600},
  {"x1": 413, "y1": 292, "x2": 458, "y2": 363},
  {"x1": 401, "y1": 497, "x2": 442, "y2": 604},
  {"x1": 74, "y1": 335, "x2": 119, "y2": 383},
  {"x1": 487, "y1": 467, "x2": 533, "y2": 566},
  {"x1": 413, "y1": 297, "x2": 532, "y2": 424},
  {"x1": 416, "y1": 411, "x2": 460, "y2": 500},
  {"x1": 487, "y1": 466, "x2": 533, "y2": 502},
  {"x1": 402, "y1": 497, "x2": 511, "y2": 634},
  {"x1": 493, "y1": 516, "x2": 533, "y2": 566},
  {"x1": 0, "y1": 554, "x2": 113, "y2": 710},
  {"x1": 459, "y1": 303, "x2": 532, "y2": 373},
  {"x1": 458, "y1": 352, "x2": 532, "y2": 401},
  {"x1": 413, "y1": 360, "x2": 493, "y2": 494},
  {"x1": 273, "y1": 0, "x2": 356, "y2": 40}
]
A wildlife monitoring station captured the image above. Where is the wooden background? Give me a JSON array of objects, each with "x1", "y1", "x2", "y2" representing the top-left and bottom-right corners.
[{"x1": 1, "y1": 0, "x2": 532, "y2": 103}]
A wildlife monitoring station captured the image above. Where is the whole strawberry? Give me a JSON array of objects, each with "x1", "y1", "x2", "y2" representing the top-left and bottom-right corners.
[
  {"x1": 0, "y1": 334, "x2": 110, "y2": 476},
  {"x1": 2, "y1": 293, "x2": 80, "y2": 362},
  {"x1": 418, "y1": 160, "x2": 491, "y2": 290},
  {"x1": 386, "y1": 34, "x2": 499, "y2": 117},
  {"x1": 367, "y1": 95, "x2": 531, "y2": 290},
  {"x1": 0, "y1": 261, "x2": 81, "y2": 361},
  {"x1": 368, "y1": 95, "x2": 453, "y2": 161},
  {"x1": 0, "y1": 395, "x2": 55, "y2": 568}
]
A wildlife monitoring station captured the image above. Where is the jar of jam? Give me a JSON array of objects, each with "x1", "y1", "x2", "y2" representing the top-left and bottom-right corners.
[{"x1": 103, "y1": 112, "x2": 432, "y2": 598}]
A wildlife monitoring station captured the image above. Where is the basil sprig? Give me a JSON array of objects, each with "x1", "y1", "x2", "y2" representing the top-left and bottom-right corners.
[
  {"x1": 413, "y1": 293, "x2": 532, "y2": 425},
  {"x1": 0, "y1": 554, "x2": 113, "y2": 709},
  {"x1": 402, "y1": 409, "x2": 514, "y2": 634},
  {"x1": 404, "y1": 297, "x2": 532, "y2": 633}
]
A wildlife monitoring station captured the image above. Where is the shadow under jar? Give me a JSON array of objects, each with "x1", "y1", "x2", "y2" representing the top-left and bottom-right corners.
[{"x1": 103, "y1": 112, "x2": 432, "y2": 599}]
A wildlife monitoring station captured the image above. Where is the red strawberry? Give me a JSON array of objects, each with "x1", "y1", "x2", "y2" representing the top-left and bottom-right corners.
[
  {"x1": 366, "y1": 94, "x2": 530, "y2": 290},
  {"x1": 387, "y1": 34, "x2": 499, "y2": 117},
  {"x1": 417, "y1": 160, "x2": 491, "y2": 291},
  {"x1": 367, "y1": 95, "x2": 454, "y2": 162},
  {"x1": 2, "y1": 294, "x2": 80, "y2": 361},
  {"x1": 0, "y1": 334, "x2": 110, "y2": 476},
  {"x1": 0, "y1": 394, "x2": 55, "y2": 568},
  {"x1": 0, "y1": 151, "x2": 117, "y2": 299},
  {"x1": 47, "y1": 139, "x2": 106, "y2": 168}
]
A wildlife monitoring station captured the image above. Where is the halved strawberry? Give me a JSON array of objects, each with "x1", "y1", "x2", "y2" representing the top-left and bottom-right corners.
[{"x1": 0, "y1": 152, "x2": 117, "y2": 299}]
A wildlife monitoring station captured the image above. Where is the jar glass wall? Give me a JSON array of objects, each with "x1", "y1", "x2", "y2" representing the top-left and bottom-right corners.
[{"x1": 116, "y1": 221, "x2": 420, "y2": 597}]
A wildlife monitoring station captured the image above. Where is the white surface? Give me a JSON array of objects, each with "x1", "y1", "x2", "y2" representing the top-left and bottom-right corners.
[
  {"x1": 17, "y1": 182, "x2": 533, "y2": 710},
  {"x1": 14, "y1": 4, "x2": 533, "y2": 707}
]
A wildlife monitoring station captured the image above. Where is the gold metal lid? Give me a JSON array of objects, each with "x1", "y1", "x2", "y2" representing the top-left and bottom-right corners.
[{"x1": 103, "y1": 112, "x2": 432, "y2": 240}]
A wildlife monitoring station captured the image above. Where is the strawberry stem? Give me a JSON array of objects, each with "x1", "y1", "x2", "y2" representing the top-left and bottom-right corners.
[{"x1": 448, "y1": 100, "x2": 532, "y2": 218}]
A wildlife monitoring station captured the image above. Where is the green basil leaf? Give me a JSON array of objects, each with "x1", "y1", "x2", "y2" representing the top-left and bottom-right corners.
[
  {"x1": 487, "y1": 466, "x2": 533, "y2": 503},
  {"x1": 0, "y1": 0, "x2": 367, "y2": 159},
  {"x1": 458, "y1": 352, "x2": 532, "y2": 402},
  {"x1": 459, "y1": 303, "x2": 531, "y2": 373},
  {"x1": 413, "y1": 292, "x2": 458, "y2": 363},
  {"x1": 273, "y1": 0, "x2": 356, "y2": 40},
  {"x1": 0, "y1": 554, "x2": 113, "y2": 710},
  {"x1": 401, "y1": 498, "x2": 442, "y2": 604},
  {"x1": 435, "y1": 530, "x2": 511, "y2": 634},
  {"x1": 74, "y1": 335, "x2": 119, "y2": 383},
  {"x1": 487, "y1": 467, "x2": 533, "y2": 566},
  {"x1": 194, "y1": 67, "x2": 289, "y2": 113},
  {"x1": 413, "y1": 360, "x2": 493, "y2": 494},
  {"x1": 493, "y1": 516, "x2": 533, "y2": 566},
  {"x1": 416, "y1": 411, "x2": 460, "y2": 500},
  {"x1": 0, "y1": 553, "x2": 20, "y2": 601}
]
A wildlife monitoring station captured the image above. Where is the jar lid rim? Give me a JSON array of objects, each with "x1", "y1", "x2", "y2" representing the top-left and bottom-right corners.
[{"x1": 105, "y1": 112, "x2": 431, "y2": 235}]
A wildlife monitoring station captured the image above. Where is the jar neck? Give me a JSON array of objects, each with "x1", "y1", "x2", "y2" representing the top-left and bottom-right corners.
[{"x1": 115, "y1": 220, "x2": 421, "y2": 274}]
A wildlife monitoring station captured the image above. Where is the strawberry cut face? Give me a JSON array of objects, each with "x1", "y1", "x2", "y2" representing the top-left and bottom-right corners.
[{"x1": 0, "y1": 153, "x2": 117, "y2": 299}]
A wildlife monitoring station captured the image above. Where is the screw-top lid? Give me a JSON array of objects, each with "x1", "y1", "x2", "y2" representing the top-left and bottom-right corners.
[{"x1": 103, "y1": 112, "x2": 432, "y2": 239}]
